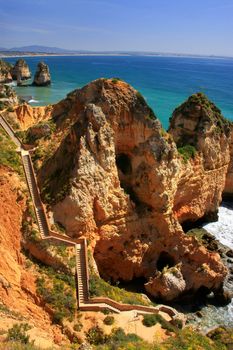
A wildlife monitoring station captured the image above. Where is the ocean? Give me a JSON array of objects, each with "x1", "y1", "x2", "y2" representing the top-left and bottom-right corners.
[{"x1": 5, "y1": 55, "x2": 233, "y2": 129}]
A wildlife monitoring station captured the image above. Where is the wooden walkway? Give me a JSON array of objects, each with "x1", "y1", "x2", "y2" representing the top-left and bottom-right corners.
[{"x1": 0, "y1": 111, "x2": 181, "y2": 320}]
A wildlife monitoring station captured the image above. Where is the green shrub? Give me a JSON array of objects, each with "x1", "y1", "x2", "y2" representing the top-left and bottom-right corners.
[
  {"x1": 111, "y1": 78, "x2": 121, "y2": 84},
  {"x1": 101, "y1": 308, "x2": 111, "y2": 315},
  {"x1": 109, "y1": 327, "x2": 142, "y2": 343},
  {"x1": 74, "y1": 322, "x2": 83, "y2": 332},
  {"x1": 178, "y1": 144, "x2": 197, "y2": 162},
  {"x1": 103, "y1": 316, "x2": 114, "y2": 326},
  {"x1": 85, "y1": 326, "x2": 107, "y2": 345},
  {"x1": 6, "y1": 323, "x2": 32, "y2": 344},
  {"x1": 7, "y1": 106, "x2": 14, "y2": 113},
  {"x1": 136, "y1": 91, "x2": 155, "y2": 120},
  {"x1": 142, "y1": 314, "x2": 176, "y2": 333},
  {"x1": 136, "y1": 91, "x2": 146, "y2": 105}
]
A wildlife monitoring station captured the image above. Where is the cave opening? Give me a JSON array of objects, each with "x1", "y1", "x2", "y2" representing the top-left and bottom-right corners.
[
  {"x1": 116, "y1": 153, "x2": 132, "y2": 175},
  {"x1": 181, "y1": 210, "x2": 218, "y2": 233},
  {"x1": 123, "y1": 185, "x2": 140, "y2": 206},
  {"x1": 157, "y1": 251, "x2": 175, "y2": 271},
  {"x1": 118, "y1": 277, "x2": 147, "y2": 294}
]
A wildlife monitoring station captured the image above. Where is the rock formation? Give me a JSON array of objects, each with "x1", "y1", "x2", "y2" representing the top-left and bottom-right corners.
[
  {"x1": 168, "y1": 92, "x2": 232, "y2": 224},
  {"x1": 0, "y1": 84, "x2": 19, "y2": 109},
  {"x1": 33, "y1": 62, "x2": 51, "y2": 86},
  {"x1": 224, "y1": 127, "x2": 233, "y2": 199},
  {"x1": 0, "y1": 59, "x2": 12, "y2": 83},
  {"x1": 21, "y1": 78, "x2": 231, "y2": 302},
  {"x1": 11, "y1": 59, "x2": 31, "y2": 81}
]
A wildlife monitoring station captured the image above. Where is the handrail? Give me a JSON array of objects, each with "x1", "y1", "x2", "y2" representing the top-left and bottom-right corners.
[
  {"x1": 0, "y1": 111, "x2": 182, "y2": 323},
  {"x1": 82, "y1": 238, "x2": 90, "y2": 298},
  {"x1": 0, "y1": 114, "x2": 22, "y2": 148}
]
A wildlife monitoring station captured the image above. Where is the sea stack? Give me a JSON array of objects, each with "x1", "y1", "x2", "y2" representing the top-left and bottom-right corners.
[
  {"x1": 33, "y1": 62, "x2": 51, "y2": 86},
  {"x1": 11, "y1": 59, "x2": 31, "y2": 80}
]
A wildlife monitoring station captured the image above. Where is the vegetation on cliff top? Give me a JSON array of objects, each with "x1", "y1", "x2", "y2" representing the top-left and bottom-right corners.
[
  {"x1": 173, "y1": 92, "x2": 232, "y2": 136},
  {"x1": 0, "y1": 128, "x2": 22, "y2": 174},
  {"x1": 136, "y1": 91, "x2": 156, "y2": 120},
  {"x1": 186, "y1": 228, "x2": 220, "y2": 253}
]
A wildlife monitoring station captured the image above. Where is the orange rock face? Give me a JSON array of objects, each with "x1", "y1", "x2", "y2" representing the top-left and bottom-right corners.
[
  {"x1": 169, "y1": 93, "x2": 232, "y2": 224},
  {"x1": 14, "y1": 103, "x2": 52, "y2": 130},
  {"x1": 224, "y1": 128, "x2": 233, "y2": 198},
  {"x1": 0, "y1": 166, "x2": 63, "y2": 345},
  {"x1": 16, "y1": 80, "x2": 232, "y2": 301}
]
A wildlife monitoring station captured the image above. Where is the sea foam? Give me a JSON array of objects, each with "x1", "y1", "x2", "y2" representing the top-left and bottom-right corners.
[
  {"x1": 203, "y1": 203, "x2": 233, "y2": 249},
  {"x1": 28, "y1": 99, "x2": 39, "y2": 103}
]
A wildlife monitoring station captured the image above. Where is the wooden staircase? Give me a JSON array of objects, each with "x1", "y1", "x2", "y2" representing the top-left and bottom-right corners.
[
  {"x1": 76, "y1": 244, "x2": 89, "y2": 304},
  {"x1": 21, "y1": 152, "x2": 50, "y2": 237}
]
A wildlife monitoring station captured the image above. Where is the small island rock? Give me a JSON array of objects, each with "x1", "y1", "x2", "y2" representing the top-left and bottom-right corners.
[
  {"x1": 11, "y1": 59, "x2": 31, "y2": 80},
  {"x1": 33, "y1": 62, "x2": 51, "y2": 86}
]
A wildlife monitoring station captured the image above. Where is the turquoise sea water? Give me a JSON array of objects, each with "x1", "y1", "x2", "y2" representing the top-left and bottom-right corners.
[{"x1": 6, "y1": 55, "x2": 233, "y2": 129}]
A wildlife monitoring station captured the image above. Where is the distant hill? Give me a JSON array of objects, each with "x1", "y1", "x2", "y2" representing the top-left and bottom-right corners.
[
  {"x1": 1, "y1": 45, "x2": 77, "y2": 53},
  {"x1": 0, "y1": 46, "x2": 231, "y2": 59}
]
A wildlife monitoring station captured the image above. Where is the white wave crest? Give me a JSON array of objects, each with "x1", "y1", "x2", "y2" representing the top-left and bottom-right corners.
[
  {"x1": 28, "y1": 99, "x2": 39, "y2": 103},
  {"x1": 203, "y1": 204, "x2": 233, "y2": 249}
]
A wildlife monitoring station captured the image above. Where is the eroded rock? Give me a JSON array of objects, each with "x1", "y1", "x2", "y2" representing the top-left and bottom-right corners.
[
  {"x1": 33, "y1": 62, "x2": 51, "y2": 86},
  {"x1": 11, "y1": 59, "x2": 31, "y2": 81}
]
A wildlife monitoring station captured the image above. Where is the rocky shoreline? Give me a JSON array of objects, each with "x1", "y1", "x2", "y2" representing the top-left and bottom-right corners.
[{"x1": 0, "y1": 58, "x2": 51, "y2": 87}]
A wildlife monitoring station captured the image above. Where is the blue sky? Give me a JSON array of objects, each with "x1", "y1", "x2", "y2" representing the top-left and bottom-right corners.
[{"x1": 1, "y1": 0, "x2": 233, "y2": 56}]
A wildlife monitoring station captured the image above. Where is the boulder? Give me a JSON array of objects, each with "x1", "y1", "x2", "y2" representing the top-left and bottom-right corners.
[
  {"x1": 145, "y1": 267, "x2": 186, "y2": 301},
  {"x1": 33, "y1": 62, "x2": 51, "y2": 86}
]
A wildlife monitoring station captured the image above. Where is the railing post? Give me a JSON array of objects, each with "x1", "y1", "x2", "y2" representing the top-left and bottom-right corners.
[{"x1": 83, "y1": 238, "x2": 89, "y2": 299}]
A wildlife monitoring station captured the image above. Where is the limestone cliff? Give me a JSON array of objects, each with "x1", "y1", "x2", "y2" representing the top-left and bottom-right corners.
[
  {"x1": 169, "y1": 92, "x2": 232, "y2": 224},
  {"x1": 0, "y1": 59, "x2": 12, "y2": 83},
  {"x1": 17, "y1": 79, "x2": 231, "y2": 302},
  {"x1": 11, "y1": 59, "x2": 31, "y2": 81},
  {"x1": 33, "y1": 62, "x2": 51, "y2": 86},
  {"x1": 224, "y1": 127, "x2": 233, "y2": 198}
]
